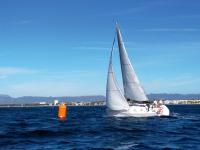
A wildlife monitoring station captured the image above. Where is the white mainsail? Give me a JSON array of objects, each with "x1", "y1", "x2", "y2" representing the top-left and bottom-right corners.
[
  {"x1": 116, "y1": 25, "x2": 148, "y2": 102},
  {"x1": 106, "y1": 46, "x2": 129, "y2": 111}
]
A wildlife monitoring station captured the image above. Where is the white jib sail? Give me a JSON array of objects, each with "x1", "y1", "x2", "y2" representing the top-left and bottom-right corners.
[
  {"x1": 106, "y1": 48, "x2": 129, "y2": 111},
  {"x1": 116, "y1": 25, "x2": 148, "y2": 102}
]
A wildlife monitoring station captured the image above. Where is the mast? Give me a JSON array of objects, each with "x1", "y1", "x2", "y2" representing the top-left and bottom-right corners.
[
  {"x1": 116, "y1": 24, "x2": 148, "y2": 102},
  {"x1": 106, "y1": 38, "x2": 129, "y2": 111}
]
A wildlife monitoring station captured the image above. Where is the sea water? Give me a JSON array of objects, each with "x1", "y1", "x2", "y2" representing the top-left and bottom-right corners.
[{"x1": 0, "y1": 105, "x2": 199, "y2": 150}]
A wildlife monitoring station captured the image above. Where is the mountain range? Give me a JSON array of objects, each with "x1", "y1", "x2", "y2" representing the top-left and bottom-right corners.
[
  {"x1": 0, "y1": 94, "x2": 200, "y2": 104},
  {"x1": 0, "y1": 94, "x2": 105, "y2": 104}
]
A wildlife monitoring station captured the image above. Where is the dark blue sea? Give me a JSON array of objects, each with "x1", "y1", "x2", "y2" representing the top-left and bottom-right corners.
[{"x1": 0, "y1": 105, "x2": 200, "y2": 150}]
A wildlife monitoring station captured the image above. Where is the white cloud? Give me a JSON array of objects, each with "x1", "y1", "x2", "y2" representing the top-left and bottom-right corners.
[
  {"x1": 72, "y1": 46, "x2": 109, "y2": 51},
  {"x1": 17, "y1": 19, "x2": 32, "y2": 24},
  {"x1": 144, "y1": 75, "x2": 200, "y2": 94},
  {"x1": 3, "y1": 79, "x2": 105, "y2": 97},
  {"x1": 105, "y1": 6, "x2": 147, "y2": 16},
  {"x1": 38, "y1": 69, "x2": 105, "y2": 79},
  {"x1": 0, "y1": 75, "x2": 7, "y2": 79},
  {"x1": 100, "y1": 1, "x2": 170, "y2": 17},
  {"x1": 136, "y1": 28, "x2": 200, "y2": 32},
  {"x1": 0, "y1": 68, "x2": 106, "y2": 97},
  {"x1": 181, "y1": 14, "x2": 200, "y2": 19},
  {"x1": 5, "y1": 81, "x2": 74, "y2": 97},
  {"x1": 0, "y1": 67, "x2": 37, "y2": 78}
]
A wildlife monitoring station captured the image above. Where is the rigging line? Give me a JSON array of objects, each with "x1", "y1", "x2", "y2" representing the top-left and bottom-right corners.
[
  {"x1": 111, "y1": 35, "x2": 116, "y2": 53},
  {"x1": 110, "y1": 33, "x2": 116, "y2": 62}
]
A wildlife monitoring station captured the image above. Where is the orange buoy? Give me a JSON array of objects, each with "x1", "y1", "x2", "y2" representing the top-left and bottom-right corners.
[{"x1": 58, "y1": 103, "x2": 67, "y2": 119}]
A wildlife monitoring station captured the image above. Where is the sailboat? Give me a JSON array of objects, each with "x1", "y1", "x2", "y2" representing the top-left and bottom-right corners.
[{"x1": 106, "y1": 24, "x2": 170, "y2": 117}]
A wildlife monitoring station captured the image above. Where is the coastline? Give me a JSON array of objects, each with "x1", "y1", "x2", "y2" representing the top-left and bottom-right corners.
[{"x1": 0, "y1": 99, "x2": 200, "y2": 108}]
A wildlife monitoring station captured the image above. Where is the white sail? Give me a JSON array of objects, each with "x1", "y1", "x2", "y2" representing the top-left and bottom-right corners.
[
  {"x1": 106, "y1": 50, "x2": 129, "y2": 111},
  {"x1": 116, "y1": 25, "x2": 148, "y2": 102}
]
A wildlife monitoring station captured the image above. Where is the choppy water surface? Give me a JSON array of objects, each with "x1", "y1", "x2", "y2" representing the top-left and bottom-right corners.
[{"x1": 0, "y1": 105, "x2": 200, "y2": 150}]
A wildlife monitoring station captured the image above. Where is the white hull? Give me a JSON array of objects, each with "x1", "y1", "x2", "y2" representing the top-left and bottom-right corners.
[{"x1": 113, "y1": 104, "x2": 170, "y2": 117}]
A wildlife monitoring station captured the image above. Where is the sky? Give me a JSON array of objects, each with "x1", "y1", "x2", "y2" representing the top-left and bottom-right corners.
[{"x1": 0, "y1": 0, "x2": 200, "y2": 97}]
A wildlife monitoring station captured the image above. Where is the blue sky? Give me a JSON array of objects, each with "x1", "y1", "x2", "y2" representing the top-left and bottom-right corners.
[{"x1": 0, "y1": 0, "x2": 200, "y2": 97}]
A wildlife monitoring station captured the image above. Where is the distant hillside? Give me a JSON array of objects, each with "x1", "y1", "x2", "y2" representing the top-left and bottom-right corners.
[
  {"x1": 0, "y1": 95, "x2": 105, "y2": 104},
  {"x1": 1, "y1": 94, "x2": 200, "y2": 104},
  {"x1": 0, "y1": 94, "x2": 15, "y2": 104},
  {"x1": 147, "y1": 93, "x2": 200, "y2": 100}
]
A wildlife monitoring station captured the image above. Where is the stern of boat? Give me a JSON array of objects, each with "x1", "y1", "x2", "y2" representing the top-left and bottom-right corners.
[{"x1": 158, "y1": 105, "x2": 170, "y2": 116}]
